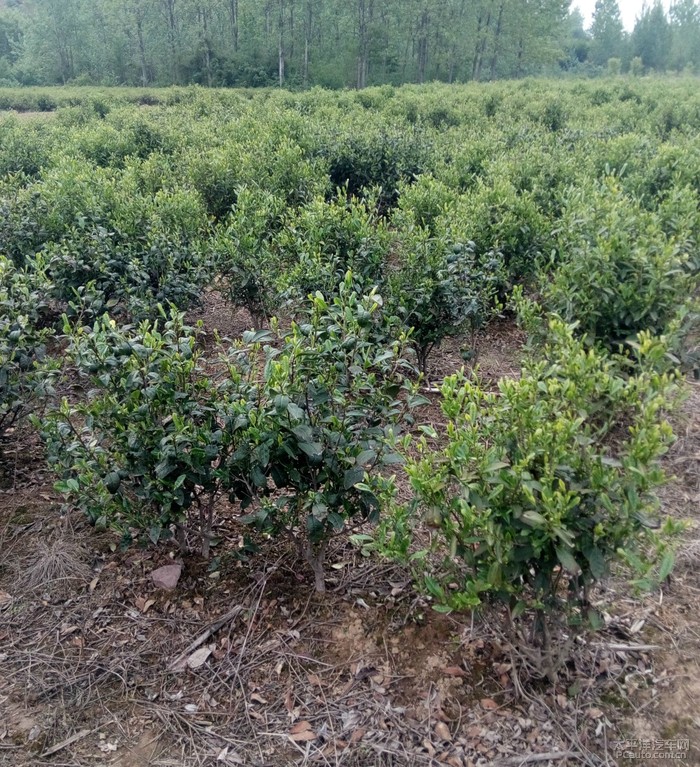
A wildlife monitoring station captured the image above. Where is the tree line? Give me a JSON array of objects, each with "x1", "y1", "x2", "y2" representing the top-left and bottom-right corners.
[
  {"x1": 585, "y1": 0, "x2": 700, "y2": 74},
  {"x1": 0, "y1": 0, "x2": 698, "y2": 88}
]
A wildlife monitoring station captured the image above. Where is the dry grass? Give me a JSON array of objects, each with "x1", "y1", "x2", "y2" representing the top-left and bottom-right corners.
[{"x1": 18, "y1": 535, "x2": 91, "y2": 596}]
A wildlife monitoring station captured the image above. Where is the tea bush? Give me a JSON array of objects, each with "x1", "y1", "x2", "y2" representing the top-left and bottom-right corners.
[
  {"x1": 387, "y1": 230, "x2": 505, "y2": 374},
  {"x1": 391, "y1": 175, "x2": 459, "y2": 236},
  {"x1": 185, "y1": 146, "x2": 242, "y2": 220},
  {"x1": 0, "y1": 185, "x2": 51, "y2": 268},
  {"x1": 543, "y1": 178, "x2": 696, "y2": 347},
  {"x1": 40, "y1": 310, "x2": 251, "y2": 555},
  {"x1": 273, "y1": 192, "x2": 389, "y2": 302},
  {"x1": 439, "y1": 178, "x2": 549, "y2": 281},
  {"x1": 39, "y1": 224, "x2": 215, "y2": 321},
  {"x1": 387, "y1": 318, "x2": 680, "y2": 657},
  {"x1": 215, "y1": 187, "x2": 287, "y2": 326},
  {"x1": 43, "y1": 279, "x2": 423, "y2": 590},
  {"x1": 316, "y1": 123, "x2": 431, "y2": 209},
  {"x1": 0, "y1": 257, "x2": 55, "y2": 439},
  {"x1": 22, "y1": 159, "x2": 120, "y2": 244},
  {"x1": 0, "y1": 157, "x2": 214, "y2": 320},
  {"x1": 229, "y1": 276, "x2": 424, "y2": 591},
  {"x1": 0, "y1": 119, "x2": 51, "y2": 177},
  {"x1": 237, "y1": 135, "x2": 329, "y2": 208}
]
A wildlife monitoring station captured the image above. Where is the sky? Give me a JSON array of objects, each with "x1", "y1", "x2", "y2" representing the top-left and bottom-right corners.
[{"x1": 573, "y1": 0, "x2": 671, "y2": 31}]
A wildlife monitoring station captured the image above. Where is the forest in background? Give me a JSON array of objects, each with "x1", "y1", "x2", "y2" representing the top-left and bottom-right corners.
[{"x1": 0, "y1": 0, "x2": 699, "y2": 89}]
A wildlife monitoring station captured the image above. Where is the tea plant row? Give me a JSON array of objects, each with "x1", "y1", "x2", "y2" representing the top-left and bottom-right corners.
[{"x1": 1, "y1": 80, "x2": 698, "y2": 653}]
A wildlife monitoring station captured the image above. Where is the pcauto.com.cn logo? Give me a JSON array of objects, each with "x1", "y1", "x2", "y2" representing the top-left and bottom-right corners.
[{"x1": 612, "y1": 738, "x2": 689, "y2": 761}]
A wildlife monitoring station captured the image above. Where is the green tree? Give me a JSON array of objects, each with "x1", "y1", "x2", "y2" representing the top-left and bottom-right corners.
[
  {"x1": 0, "y1": 8, "x2": 22, "y2": 73},
  {"x1": 589, "y1": 0, "x2": 625, "y2": 67},
  {"x1": 632, "y1": 1, "x2": 671, "y2": 72},
  {"x1": 669, "y1": 0, "x2": 700, "y2": 72},
  {"x1": 6, "y1": 0, "x2": 608, "y2": 85},
  {"x1": 559, "y1": 8, "x2": 590, "y2": 69},
  {"x1": 20, "y1": 0, "x2": 84, "y2": 83}
]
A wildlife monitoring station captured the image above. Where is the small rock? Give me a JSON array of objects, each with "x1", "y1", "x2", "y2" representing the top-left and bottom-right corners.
[{"x1": 151, "y1": 564, "x2": 182, "y2": 590}]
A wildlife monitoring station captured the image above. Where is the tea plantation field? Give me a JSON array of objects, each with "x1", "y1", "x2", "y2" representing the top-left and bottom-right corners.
[{"x1": 0, "y1": 79, "x2": 699, "y2": 766}]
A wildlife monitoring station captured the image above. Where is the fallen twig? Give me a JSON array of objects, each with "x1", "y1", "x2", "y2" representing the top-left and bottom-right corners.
[
  {"x1": 40, "y1": 728, "x2": 91, "y2": 758},
  {"x1": 494, "y1": 751, "x2": 578, "y2": 766},
  {"x1": 168, "y1": 605, "x2": 244, "y2": 672},
  {"x1": 591, "y1": 643, "x2": 660, "y2": 652}
]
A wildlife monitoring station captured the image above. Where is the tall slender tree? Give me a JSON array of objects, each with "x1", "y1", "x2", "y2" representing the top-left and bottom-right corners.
[
  {"x1": 669, "y1": 0, "x2": 700, "y2": 71},
  {"x1": 589, "y1": 0, "x2": 625, "y2": 66},
  {"x1": 632, "y1": 1, "x2": 671, "y2": 71}
]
